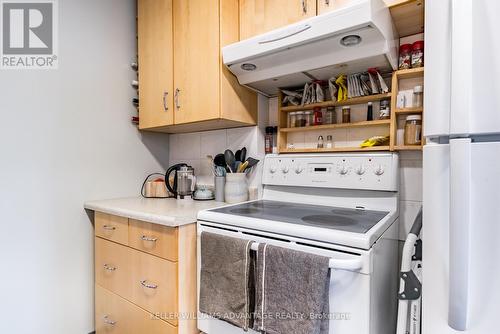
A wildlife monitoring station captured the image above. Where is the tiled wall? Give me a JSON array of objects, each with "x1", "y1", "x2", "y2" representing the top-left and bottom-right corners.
[{"x1": 169, "y1": 97, "x2": 423, "y2": 241}]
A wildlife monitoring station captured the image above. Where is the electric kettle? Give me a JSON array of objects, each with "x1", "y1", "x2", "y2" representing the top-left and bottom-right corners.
[{"x1": 165, "y1": 163, "x2": 196, "y2": 199}]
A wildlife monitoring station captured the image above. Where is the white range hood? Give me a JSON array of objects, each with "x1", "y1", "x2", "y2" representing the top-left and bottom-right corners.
[{"x1": 222, "y1": 0, "x2": 398, "y2": 97}]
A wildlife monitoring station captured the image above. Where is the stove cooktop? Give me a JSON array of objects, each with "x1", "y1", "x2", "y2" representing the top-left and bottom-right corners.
[{"x1": 210, "y1": 200, "x2": 389, "y2": 234}]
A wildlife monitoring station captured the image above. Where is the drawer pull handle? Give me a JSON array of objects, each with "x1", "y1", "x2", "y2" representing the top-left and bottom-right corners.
[
  {"x1": 102, "y1": 225, "x2": 116, "y2": 230},
  {"x1": 140, "y1": 279, "x2": 158, "y2": 289},
  {"x1": 103, "y1": 263, "x2": 117, "y2": 271},
  {"x1": 103, "y1": 315, "x2": 117, "y2": 326},
  {"x1": 141, "y1": 235, "x2": 158, "y2": 242}
]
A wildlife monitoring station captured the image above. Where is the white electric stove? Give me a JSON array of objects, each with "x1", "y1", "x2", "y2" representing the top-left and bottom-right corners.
[{"x1": 197, "y1": 153, "x2": 400, "y2": 334}]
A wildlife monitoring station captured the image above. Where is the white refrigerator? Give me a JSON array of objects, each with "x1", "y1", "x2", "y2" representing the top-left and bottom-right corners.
[{"x1": 423, "y1": 0, "x2": 500, "y2": 333}]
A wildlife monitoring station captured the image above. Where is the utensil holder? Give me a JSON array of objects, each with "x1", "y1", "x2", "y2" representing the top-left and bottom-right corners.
[
  {"x1": 214, "y1": 176, "x2": 226, "y2": 202},
  {"x1": 224, "y1": 173, "x2": 248, "y2": 204}
]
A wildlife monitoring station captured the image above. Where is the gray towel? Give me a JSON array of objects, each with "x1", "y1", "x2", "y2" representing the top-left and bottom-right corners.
[
  {"x1": 199, "y1": 232, "x2": 254, "y2": 330},
  {"x1": 253, "y1": 244, "x2": 331, "y2": 334}
]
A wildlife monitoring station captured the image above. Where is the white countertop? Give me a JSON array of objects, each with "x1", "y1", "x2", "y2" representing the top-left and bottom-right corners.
[{"x1": 84, "y1": 197, "x2": 226, "y2": 227}]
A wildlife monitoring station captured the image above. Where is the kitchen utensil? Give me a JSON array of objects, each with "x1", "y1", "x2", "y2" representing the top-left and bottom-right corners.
[
  {"x1": 244, "y1": 157, "x2": 260, "y2": 170},
  {"x1": 234, "y1": 161, "x2": 242, "y2": 173},
  {"x1": 165, "y1": 163, "x2": 195, "y2": 199},
  {"x1": 235, "y1": 149, "x2": 242, "y2": 162},
  {"x1": 224, "y1": 149, "x2": 235, "y2": 173},
  {"x1": 214, "y1": 154, "x2": 226, "y2": 167},
  {"x1": 237, "y1": 161, "x2": 249, "y2": 173},
  {"x1": 240, "y1": 147, "x2": 247, "y2": 162}
]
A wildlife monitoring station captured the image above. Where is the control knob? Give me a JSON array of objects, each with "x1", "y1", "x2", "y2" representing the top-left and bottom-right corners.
[
  {"x1": 269, "y1": 166, "x2": 277, "y2": 174},
  {"x1": 295, "y1": 165, "x2": 304, "y2": 174},
  {"x1": 281, "y1": 166, "x2": 289, "y2": 174},
  {"x1": 355, "y1": 166, "x2": 366, "y2": 176},
  {"x1": 339, "y1": 165, "x2": 349, "y2": 175},
  {"x1": 374, "y1": 165, "x2": 384, "y2": 176}
]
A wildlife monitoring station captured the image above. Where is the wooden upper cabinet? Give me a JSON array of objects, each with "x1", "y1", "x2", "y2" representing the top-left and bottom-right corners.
[
  {"x1": 173, "y1": 0, "x2": 220, "y2": 124},
  {"x1": 137, "y1": 0, "x2": 174, "y2": 130},
  {"x1": 317, "y1": 0, "x2": 356, "y2": 14},
  {"x1": 239, "y1": 0, "x2": 317, "y2": 40}
]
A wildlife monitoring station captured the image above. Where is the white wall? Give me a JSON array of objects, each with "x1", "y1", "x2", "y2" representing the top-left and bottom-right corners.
[{"x1": 0, "y1": 0, "x2": 168, "y2": 333}]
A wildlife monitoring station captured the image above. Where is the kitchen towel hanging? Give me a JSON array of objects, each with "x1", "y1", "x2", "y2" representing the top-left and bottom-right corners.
[
  {"x1": 253, "y1": 244, "x2": 331, "y2": 334},
  {"x1": 199, "y1": 232, "x2": 254, "y2": 330}
]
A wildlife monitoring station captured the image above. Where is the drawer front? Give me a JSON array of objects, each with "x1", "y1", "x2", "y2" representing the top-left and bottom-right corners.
[
  {"x1": 95, "y1": 284, "x2": 177, "y2": 334},
  {"x1": 130, "y1": 247, "x2": 178, "y2": 326},
  {"x1": 95, "y1": 212, "x2": 129, "y2": 245},
  {"x1": 95, "y1": 237, "x2": 132, "y2": 299},
  {"x1": 129, "y1": 219, "x2": 178, "y2": 261}
]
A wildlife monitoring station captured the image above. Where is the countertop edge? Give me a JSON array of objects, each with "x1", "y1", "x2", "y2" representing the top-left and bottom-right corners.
[{"x1": 84, "y1": 202, "x2": 194, "y2": 227}]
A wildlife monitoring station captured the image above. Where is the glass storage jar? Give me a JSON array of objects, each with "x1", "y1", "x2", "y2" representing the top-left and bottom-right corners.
[
  {"x1": 399, "y1": 44, "x2": 412, "y2": 70},
  {"x1": 413, "y1": 85, "x2": 423, "y2": 108},
  {"x1": 289, "y1": 112, "x2": 296, "y2": 128},
  {"x1": 404, "y1": 115, "x2": 422, "y2": 146},
  {"x1": 305, "y1": 111, "x2": 313, "y2": 127},
  {"x1": 411, "y1": 41, "x2": 424, "y2": 68},
  {"x1": 342, "y1": 106, "x2": 351, "y2": 123},
  {"x1": 325, "y1": 107, "x2": 335, "y2": 124},
  {"x1": 296, "y1": 111, "x2": 306, "y2": 127}
]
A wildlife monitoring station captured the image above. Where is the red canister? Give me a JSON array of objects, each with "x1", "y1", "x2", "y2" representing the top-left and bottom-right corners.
[
  {"x1": 313, "y1": 107, "x2": 323, "y2": 125},
  {"x1": 399, "y1": 44, "x2": 412, "y2": 70},
  {"x1": 411, "y1": 41, "x2": 424, "y2": 68}
]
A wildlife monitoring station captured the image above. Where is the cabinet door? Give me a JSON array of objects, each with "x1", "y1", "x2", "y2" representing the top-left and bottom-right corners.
[
  {"x1": 173, "y1": 0, "x2": 220, "y2": 124},
  {"x1": 239, "y1": 0, "x2": 316, "y2": 40},
  {"x1": 317, "y1": 0, "x2": 354, "y2": 14},
  {"x1": 138, "y1": 0, "x2": 173, "y2": 129}
]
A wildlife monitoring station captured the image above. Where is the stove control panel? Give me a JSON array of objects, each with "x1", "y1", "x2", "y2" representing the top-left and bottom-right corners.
[{"x1": 262, "y1": 153, "x2": 398, "y2": 191}]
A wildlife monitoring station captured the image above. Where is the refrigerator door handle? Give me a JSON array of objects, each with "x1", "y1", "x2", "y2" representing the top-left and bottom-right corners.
[
  {"x1": 450, "y1": 0, "x2": 472, "y2": 135},
  {"x1": 448, "y1": 138, "x2": 472, "y2": 331}
]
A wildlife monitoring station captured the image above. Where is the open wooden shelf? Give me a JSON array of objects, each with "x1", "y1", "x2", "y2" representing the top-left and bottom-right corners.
[
  {"x1": 394, "y1": 145, "x2": 423, "y2": 151},
  {"x1": 389, "y1": 0, "x2": 424, "y2": 37},
  {"x1": 394, "y1": 67, "x2": 424, "y2": 79},
  {"x1": 280, "y1": 93, "x2": 392, "y2": 112},
  {"x1": 280, "y1": 146, "x2": 391, "y2": 154},
  {"x1": 281, "y1": 119, "x2": 391, "y2": 133},
  {"x1": 395, "y1": 107, "x2": 423, "y2": 114}
]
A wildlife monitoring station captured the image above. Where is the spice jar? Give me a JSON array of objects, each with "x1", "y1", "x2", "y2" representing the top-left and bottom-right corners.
[
  {"x1": 296, "y1": 111, "x2": 305, "y2": 127},
  {"x1": 265, "y1": 126, "x2": 273, "y2": 154},
  {"x1": 305, "y1": 111, "x2": 313, "y2": 127},
  {"x1": 404, "y1": 115, "x2": 422, "y2": 146},
  {"x1": 317, "y1": 135, "x2": 324, "y2": 148},
  {"x1": 313, "y1": 107, "x2": 323, "y2": 126},
  {"x1": 325, "y1": 107, "x2": 335, "y2": 124},
  {"x1": 342, "y1": 106, "x2": 351, "y2": 123},
  {"x1": 289, "y1": 112, "x2": 296, "y2": 128},
  {"x1": 411, "y1": 41, "x2": 424, "y2": 68},
  {"x1": 413, "y1": 85, "x2": 423, "y2": 108},
  {"x1": 379, "y1": 100, "x2": 391, "y2": 120},
  {"x1": 326, "y1": 135, "x2": 333, "y2": 149},
  {"x1": 399, "y1": 44, "x2": 412, "y2": 70}
]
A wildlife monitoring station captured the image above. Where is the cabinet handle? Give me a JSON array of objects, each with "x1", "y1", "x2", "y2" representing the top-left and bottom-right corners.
[
  {"x1": 140, "y1": 279, "x2": 158, "y2": 289},
  {"x1": 302, "y1": 0, "x2": 307, "y2": 13},
  {"x1": 103, "y1": 315, "x2": 117, "y2": 326},
  {"x1": 103, "y1": 263, "x2": 117, "y2": 271},
  {"x1": 163, "y1": 91, "x2": 168, "y2": 111},
  {"x1": 102, "y1": 225, "x2": 116, "y2": 230},
  {"x1": 174, "y1": 88, "x2": 181, "y2": 109},
  {"x1": 325, "y1": 0, "x2": 330, "y2": 5},
  {"x1": 141, "y1": 235, "x2": 158, "y2": 242}
]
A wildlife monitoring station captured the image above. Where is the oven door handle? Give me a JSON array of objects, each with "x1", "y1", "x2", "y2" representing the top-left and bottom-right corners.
[{"x1": 249, "y1": 242, "x2": 363, "y2": 271}]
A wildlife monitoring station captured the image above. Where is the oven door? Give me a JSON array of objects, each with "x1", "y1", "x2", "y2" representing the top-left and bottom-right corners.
[{"x1": 197, "y1": 221, "x2": 375, "y2": 334}]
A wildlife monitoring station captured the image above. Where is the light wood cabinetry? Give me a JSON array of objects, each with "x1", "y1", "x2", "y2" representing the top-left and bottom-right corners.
[
  {"x1": 95, "y1": 212, "x2": 129, "y2": 245},
  {"x1": 138, "y1": 0, "x2": 174, "y2": 129},
  {"x1": 94, "y1": 212, "x2": 198, "y2": 334},
  {"x1": 239, "y1": 0, "x2": 316, "y2": 40},
  {"x1": 317, "y1": 0, "x2": 354, "y2": 14},
  {"x1": 138, "y1": 0, "x2": 257, "y2": 133}
]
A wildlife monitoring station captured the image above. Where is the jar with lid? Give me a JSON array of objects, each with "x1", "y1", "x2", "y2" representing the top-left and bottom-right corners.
[
  {"x1": 325, "y1": 107, "x2": 335, "y2": 124},
  {"x1": 305, "y1": 111, "x2": 313, "y2": 127},
  {"x1": 413, "y1": 85, "x2": 423, "y2": 108},
  {"x1": 379, "y1": 99, "x2": 391, "y2": 120},
  {"x1": 296, "y1": 111, "x2": 306, "y2": 127},
  {"x1": 404, "y1": 115, "x2": 422, "y2": 146},
  {"x1": 313, "y1": 107, "x2": 323, "y2": 126},
  {"x1": 411, "y1": 41, "x2": 424, "y2": 68},
  {"x1": 289, "y1": 112, "x2": 296, "y2": 128},
  {"x1": 399, "y1": 44, "x2": 412, "y2": 70},
  {"x1": 265, "y1": 126, "x2": 273, "y2": 154},
  {"x1": 342, "y1": 106, "x2": 351, "y2": 123},
  {"x1": 326, "y1": 135, "x2": 333, "y2": 149}
]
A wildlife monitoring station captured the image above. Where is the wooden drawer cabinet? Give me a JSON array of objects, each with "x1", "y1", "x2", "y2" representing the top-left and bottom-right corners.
[
  {"x1": 96, "y1": 284, "x2": 177, "y2": 334},
  {"x1": 95, "y1": 237, "x2": 132, "y2": 299},
  {"x1": 129, "y1": 219, "x2": 178, "y2": 261},
  {"x1": 95, "y1": 212, "x2": 129, "y2": 245},
  {"x1": 93, "y1": 211, "x2": 198, "y2": 333}
]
